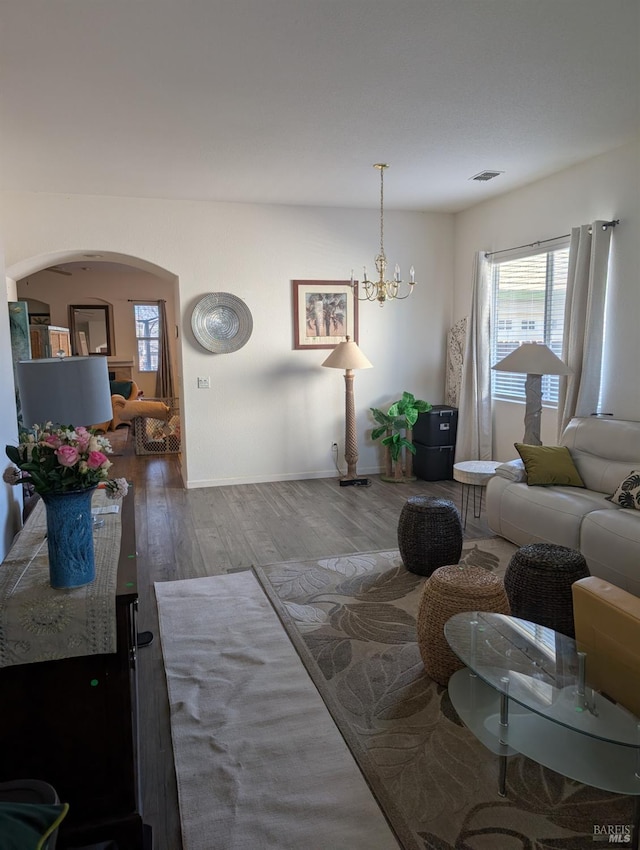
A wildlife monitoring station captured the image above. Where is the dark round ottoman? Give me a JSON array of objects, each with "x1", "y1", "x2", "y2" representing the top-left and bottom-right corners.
[
  {"x1": 504, "y1": 543, "x2": 590, "y2": 637},
  {"x1": 397, "y1": 496, "x2": 463, "y2": 576},
  {"x1": 417, "y1": 564, "x2": 511, "y2": 685}
]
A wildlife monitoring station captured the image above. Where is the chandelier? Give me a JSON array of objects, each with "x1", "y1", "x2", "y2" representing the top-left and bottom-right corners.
[{"x1": 351, "y1": 163, "x2": 416, "y2": 305}]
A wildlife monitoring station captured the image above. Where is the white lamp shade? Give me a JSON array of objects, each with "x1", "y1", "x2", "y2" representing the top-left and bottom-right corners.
[
  {"x1": 492, "y1": 342, "x2": 571, "y2": 375},
  {"x1": 321, "y1": 338, "x2": 372, "y2": 370},
  {"x1": 17, "y1": 356, "x2": 113, "y2": 427}
]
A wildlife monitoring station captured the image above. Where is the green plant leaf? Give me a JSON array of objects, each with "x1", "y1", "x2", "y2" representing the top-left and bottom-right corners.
[
  {"x1": 400, "y1": 439, "x2": 417, "y2": 455},
  {"x1": 371, "y1": 426, "x2": 388, "y2": 441},
  {"x1": 370, "y1": 408, "x2": 392, "y2": 426},
  {"x1": 387, "y1": 402, "x2": 400, "y2": 417},
  {"x1": 405, "y1": 408, "x2": 418, "y2": 427},
  {"x1": 401, "y1": 391, "x2": 415, "y2": 407},
  {"x1": 5, "y1": 446, "x2": 21, "y2": 465},
  {"x1": 414, "y1": 400, "x2": 432, "y2": 413}
]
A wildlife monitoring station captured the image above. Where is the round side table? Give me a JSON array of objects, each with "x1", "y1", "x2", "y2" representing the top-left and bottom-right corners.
[{"x1": 452, "y1": 460, "x2": 501, "y2": 529}]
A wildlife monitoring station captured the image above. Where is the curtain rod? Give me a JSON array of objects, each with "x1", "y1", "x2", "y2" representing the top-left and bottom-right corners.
[
  {"x1": 127, "y1": 299, "x2": 166, "y2": 303},
  {"x1": 485, "y1": 219, "x2": 619, "y2": 259}
]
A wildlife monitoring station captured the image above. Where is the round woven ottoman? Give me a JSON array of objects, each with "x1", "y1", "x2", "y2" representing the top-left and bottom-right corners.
[
  {"x1": 504, "y1": 543, "x2": 589, "y2": 638},
  {"x1": 397, "y1": 496, "x2": 463, "y2": 576},
  {"x1": 417, "y1": 565, "x2": 510, "y2": 685}
]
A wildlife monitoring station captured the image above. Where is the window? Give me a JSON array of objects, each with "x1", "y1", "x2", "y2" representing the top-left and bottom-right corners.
[
  {"x1": 134, "y1": 304, "x2": 159, "y2": 372},
  {"x1": 490, "y1": 244, "x2": 569, "y2": 404}
]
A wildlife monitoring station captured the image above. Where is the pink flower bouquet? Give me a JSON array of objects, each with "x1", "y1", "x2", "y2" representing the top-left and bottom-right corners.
[{"x1": 5, "y1": 424, "x2": 129, "y2": 498}]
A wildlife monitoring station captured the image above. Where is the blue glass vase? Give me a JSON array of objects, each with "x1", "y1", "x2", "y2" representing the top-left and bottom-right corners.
[{"x1": 41, "y1": 487, "x2": 97, "y2": 589}]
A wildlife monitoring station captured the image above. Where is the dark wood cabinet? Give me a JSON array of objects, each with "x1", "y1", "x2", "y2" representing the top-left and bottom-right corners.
[{"x1": 0, "y1": 492, "x2": 149, "y2": 849}]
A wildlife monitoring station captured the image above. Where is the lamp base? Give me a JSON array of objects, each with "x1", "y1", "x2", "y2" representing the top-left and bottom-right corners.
[{"x1": 339, "y1": 477, "x2": 371, "y2": 487}]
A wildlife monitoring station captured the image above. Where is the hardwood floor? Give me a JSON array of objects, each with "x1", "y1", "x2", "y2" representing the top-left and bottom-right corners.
[{"x1": 109, "y1": 431, "x2": 495, "y2": 850}]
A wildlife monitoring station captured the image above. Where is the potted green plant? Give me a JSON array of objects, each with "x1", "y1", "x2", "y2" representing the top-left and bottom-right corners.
[{"x1": 370, "y1": 392, "x2": 432, "y2": 482}]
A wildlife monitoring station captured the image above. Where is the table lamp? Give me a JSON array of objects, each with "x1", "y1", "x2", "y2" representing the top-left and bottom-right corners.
[
  {"x1": 322, "y1": 336, "x2": 372, "y2": 486},
  {"x1": 492, "y1": 342, "x2": 570, "y2": 445},
  {"x1": 16, "y1": 355, "x2": 113, "y2": 428}
]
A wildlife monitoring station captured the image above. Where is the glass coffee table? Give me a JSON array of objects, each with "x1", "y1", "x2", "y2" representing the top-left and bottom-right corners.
[{"x1": 444, "y1": 611, "x2": 640, "y2": 847}]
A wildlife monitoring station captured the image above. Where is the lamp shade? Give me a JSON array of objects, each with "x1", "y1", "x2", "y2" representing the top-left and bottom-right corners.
[
  {"x1": 17, "y1": 356, "x2": 113, "y2": 427},
  {"x1": 492, "y1": 342, "x2": 570, "y2": 376},
  {"x1": 321, "y1": 337, "x2": 373, "y2": 371}
]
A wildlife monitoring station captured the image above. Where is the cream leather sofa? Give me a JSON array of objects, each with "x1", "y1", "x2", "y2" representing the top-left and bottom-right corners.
[{"x1": 486, "y1": 416, "x2": 640, "y2": 596}]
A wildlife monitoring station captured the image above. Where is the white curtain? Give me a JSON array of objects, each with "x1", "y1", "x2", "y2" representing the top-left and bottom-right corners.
[
  {"x1": 454, "y1": 252, "x2": 492, "y2": 462},
  {"x1": 558, "y1": 221, "x2": 612, "y2": 436}
]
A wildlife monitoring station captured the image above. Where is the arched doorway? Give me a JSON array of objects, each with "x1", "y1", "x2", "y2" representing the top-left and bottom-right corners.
[{"x1": 6, "y1": 249, "x2": 185, "y2": 479}]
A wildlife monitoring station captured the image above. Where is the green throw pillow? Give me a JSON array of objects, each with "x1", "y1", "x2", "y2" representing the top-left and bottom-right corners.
[
  {"x1": 109, "y1": 380, "x2": 133, "y2": 398},
  {"x1": 514, "y1": 443, "x2": 585, "y2": 487},
  {"x1": 0, "y1": 801, "x2": 69, "y2": 850}
]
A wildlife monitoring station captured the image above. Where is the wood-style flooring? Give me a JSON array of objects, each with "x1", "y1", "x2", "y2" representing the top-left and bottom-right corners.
[{"x1": 109, "y1": 429, "x2": 495, "y2": 850}]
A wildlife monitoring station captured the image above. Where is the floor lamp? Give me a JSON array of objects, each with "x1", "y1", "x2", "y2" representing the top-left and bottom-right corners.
[
  {"x1": 322, "y1": 336, "x2": 372, "y2": 486},
  {"x1": 492, "y1": 342, "x2": 571, "y2": 445}
]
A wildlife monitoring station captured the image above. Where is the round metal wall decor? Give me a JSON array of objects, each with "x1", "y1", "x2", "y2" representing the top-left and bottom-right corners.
[{"x1": 191, "y1": 292, "x2": 253, "y2": 354}]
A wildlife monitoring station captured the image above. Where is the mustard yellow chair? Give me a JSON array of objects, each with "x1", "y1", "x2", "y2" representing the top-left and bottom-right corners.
[
  {"x1": 93, "y1": 380, "x2": 170, "y2": 432},
  {"x1": 572, "y1": 576, "x2": 640, "y2": 718}
]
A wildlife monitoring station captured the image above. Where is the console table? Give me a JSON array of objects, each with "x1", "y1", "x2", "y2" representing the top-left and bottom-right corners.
[
  {"x1": 0, "y1": 488, "x2": 150, "y2": 849},
  {"x1": 445, "y1": 611, "x2": 640, "y2": 848}
]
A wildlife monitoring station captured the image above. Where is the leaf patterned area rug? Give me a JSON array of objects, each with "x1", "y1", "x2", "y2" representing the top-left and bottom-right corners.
[{"x1": 253, "y1": 540, "x2": 633, "y2": 850}]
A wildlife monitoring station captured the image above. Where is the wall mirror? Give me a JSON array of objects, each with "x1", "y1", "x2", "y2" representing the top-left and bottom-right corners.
[{"x1": 69, "y1": 305, "x2": 112, "y2": 356}]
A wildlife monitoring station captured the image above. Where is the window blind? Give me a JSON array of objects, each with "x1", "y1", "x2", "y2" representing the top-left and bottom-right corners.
[{"x1": 491, "y1": 243, "x2": 569, "y2": 404}]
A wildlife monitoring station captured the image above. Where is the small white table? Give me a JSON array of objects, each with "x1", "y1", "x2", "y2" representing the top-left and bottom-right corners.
[{"x1": 453, "y1": 460, "x2": 501, "y2": 528}]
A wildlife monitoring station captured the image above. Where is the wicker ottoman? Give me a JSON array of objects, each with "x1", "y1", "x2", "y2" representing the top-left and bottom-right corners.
[
  {"x1": 504, "y1": 543, "x2": 590, "y2": 638},
  {"x1": 417, "y1": 565, "x2": 510, "y2": 685},
  {"x1": 397, "y1": 496, "x2": 463, "y2": 576}
]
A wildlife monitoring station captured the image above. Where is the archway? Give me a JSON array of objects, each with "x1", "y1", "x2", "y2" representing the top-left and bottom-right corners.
[{"x1": 6, "y1": 249, "x2": 185, "y2": 481}]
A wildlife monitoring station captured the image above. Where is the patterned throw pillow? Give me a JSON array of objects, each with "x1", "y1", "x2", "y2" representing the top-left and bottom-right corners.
[{"x1": 607, "y1": 470, "x2": 640, "y2": 510}]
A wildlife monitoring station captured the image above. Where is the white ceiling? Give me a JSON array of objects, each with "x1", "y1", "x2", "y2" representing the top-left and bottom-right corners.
[{"x1": 1, "y1": 0, "x2": 638, "y2": 212}]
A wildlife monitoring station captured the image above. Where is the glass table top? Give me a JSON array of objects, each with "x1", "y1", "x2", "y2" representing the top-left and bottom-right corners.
[{"x1": 444, "y1": 611, "x2": 640, "y2": 748}]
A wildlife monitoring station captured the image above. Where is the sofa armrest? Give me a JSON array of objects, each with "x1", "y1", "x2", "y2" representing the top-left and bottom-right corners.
[{"x1": 494, "y1": 459, "x2": 526, "y2": 483}]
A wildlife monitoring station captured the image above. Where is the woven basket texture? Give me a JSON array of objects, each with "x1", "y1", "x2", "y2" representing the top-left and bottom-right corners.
[
  {"x1": 417, "y1": 564, "x2": 510, "y2": 686},
  {"x1": 504, "y1": 543, "x2": 589, "y2": 638},
  {"x1": 397, "y1": 496, "x2": 463, "y2": 576}
]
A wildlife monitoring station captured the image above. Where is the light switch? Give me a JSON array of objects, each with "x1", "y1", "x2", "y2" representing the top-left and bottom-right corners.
[{"x1": 197, "y1": 376, "x2": 211, "y2": 389}]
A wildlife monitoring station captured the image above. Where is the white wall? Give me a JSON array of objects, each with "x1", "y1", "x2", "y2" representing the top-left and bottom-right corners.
[
  {"x1": 453, "y1": 140, "x2": 640, "y2": 461},
  {"x1": 0, "y1": 193, "x2": 454, "y2": 488},
  {"x1": 0, "y1": 262, "x2": 24, "y2": 558}
]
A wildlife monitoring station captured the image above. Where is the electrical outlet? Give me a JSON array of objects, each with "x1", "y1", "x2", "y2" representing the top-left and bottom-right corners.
[{"x1": 197, "y1": 376, "x2": 210, "y2": 389}]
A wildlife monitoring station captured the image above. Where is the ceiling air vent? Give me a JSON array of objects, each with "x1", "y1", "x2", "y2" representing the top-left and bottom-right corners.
[{"x1": 470, "y1": 170, "x2": 504, "y2": 182}]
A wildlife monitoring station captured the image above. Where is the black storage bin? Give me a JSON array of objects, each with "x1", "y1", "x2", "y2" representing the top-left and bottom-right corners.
[
  {"x1": 413, "y1": 443, "x2": 455, "y2": 481},
  {"x1": 413, "y1": 405, "x2": 458, "y2": 447}
]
